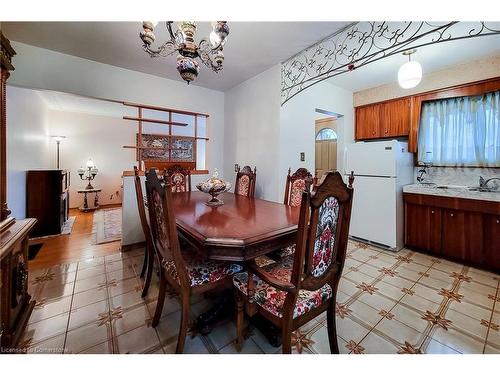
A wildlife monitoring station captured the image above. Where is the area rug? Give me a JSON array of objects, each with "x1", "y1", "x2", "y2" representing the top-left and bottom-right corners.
[
  {"x1": 92, "y1": 208, "x2": 122, "y2": 244},
  {"x1": 61, "y1": 216, "x2": 76, "y2": 235}
]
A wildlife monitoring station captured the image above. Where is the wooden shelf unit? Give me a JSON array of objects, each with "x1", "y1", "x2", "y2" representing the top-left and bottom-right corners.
[{"x1": 122, "y1": 102, "x2": 209, "y2": 171}]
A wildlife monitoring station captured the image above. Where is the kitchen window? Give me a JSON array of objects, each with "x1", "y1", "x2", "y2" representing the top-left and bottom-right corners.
[{"x1": 417, "y1": 90, "x2": 500, "y2": 167}]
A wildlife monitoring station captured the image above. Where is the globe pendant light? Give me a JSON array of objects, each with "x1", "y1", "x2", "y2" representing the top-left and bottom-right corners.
[{"x1": 398, "y1": 49, "x2": 422, "y2": 89}]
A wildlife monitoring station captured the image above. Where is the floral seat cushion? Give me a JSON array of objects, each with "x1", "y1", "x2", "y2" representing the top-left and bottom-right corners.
[
  {"x1": 233, "y1": 255, "x2": 332, "y2": 318},
  {"x1": 164, "y1": 250, "x2": 243, "y2": 287}
]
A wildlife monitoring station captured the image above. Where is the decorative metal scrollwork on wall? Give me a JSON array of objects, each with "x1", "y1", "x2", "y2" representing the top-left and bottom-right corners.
[{"x1": 281, "y1": 22, "x2": 500, "y2": 105}]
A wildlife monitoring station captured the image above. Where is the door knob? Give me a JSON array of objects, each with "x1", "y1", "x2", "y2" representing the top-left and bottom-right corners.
[{"x1": 450, "y1": 213, "x2": 454, "y2": 217}]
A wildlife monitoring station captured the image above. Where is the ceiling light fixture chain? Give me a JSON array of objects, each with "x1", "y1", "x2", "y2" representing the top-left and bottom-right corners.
[
  {"x1": 281, "y1": 21, "x2": 500, "y2": 105},
  {"x1": 140, "y1": 21, "x2": 229, "y2": 84}
]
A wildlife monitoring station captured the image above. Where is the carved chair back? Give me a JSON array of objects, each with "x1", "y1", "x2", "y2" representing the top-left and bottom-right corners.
[
  {"x1": 133, "y1": 166, "x2": 154, "y2": 249},
  {"x1": 290, "y1": 171, "x2": 354, "y2": 296},
  {"x1": 234, "y1": 165, "x2": 256, "y2": 197},
  {"x1": 283, "y1": 168, "x2": 313, "y2": 207},
  {"x1": 145, "y1": 168, "x2": 190, "y2": 288},
  {"x1": 165, "y1": 164, "x2": 191, "y2": 193}
]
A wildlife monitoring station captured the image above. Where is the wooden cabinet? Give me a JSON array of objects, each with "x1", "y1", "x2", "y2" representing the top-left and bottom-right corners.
[
  {"x1": 26, "y1": 170, "x2": 70, "y2": 238},
  {"x1": 355, "y1": 104, "x2": 381, "y2": 139},
  {"x1": 355, "y1": 98, "x2": 411, "y2": 140},
  {"x1": 404, "y1": 193, "x2": 500, "y2": 272}
]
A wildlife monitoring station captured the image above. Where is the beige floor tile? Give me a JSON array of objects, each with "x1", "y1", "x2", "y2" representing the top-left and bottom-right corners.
[
  {"x1": 344, "y1": 270, "x2": 376, "y2": 285},
  {"x1": 423, "y1": 338, "x2": 461, "y2": 354},
  {"x1": 400, "y1": 294, "x2": 440, "y2": 314},
  {"x1": 307, "y1": 324, "x2": 334, "y2": 354},
  {"x1": 485, "y1": 316, "x2": 500, "y2": 346},
  {"x1": 448, "y1": 300, "x2": 492, "y2": 321},
  {"x1": 219, "y1": 338, "x2": 264, "y2": 354},
  {"x1": 31, "y1": 272, "x2": 77, "y2": 291},
  {"x1": 396, "y1": 267, "x2": 421, "y2": 281},
  {"x1": 164, "y1": 336, "x2": 210, "y2": 354},
  {"x1": 445, "y1": 309, "x2": 488, "y2": 341},
  {"x1": 377, "y1": 281, "x2": 406, "y2": 301},
  {"x1": 358, "y1": 292, "x2": 397, "y2": 312},
  {"x1": 69, "y1": 300, "x2": 108, "y2": 330},
  {"x1": 76, "y1": 264, "x2": 105, "y2": 281},
  {"x1": 35, "y1": 282, "x2": 75, "y2": 301},
  {"x1": 364, "y1": 256, "x2": 396, "y2": 269},
  {"x1": 105, "y1": 252, "x2": 125, "y2": 263},
  {"x1": 430, "y1": 326, "x2": 485, "y2": 354},
  {"x1": 48, "y1": 262, "x2": 78, "y2": 276},
  {"x1": 79, "y1": 340, "x2": 113, "y2": 354},
  {"x1": 336, "y1": 315, "x2": 370, "y2": 343},
  {"x1": 154, "y1": 310, "x2": 182, "y2": 342},
  {"x1": 390, "y1": 304, "x2": 432, "y2": 332},
  {"x1": 346, "y1": 300, "x2": 383, "y2": 326},
  {"x1": 30, "y1": 296, "x2": 72, "y2": 324},
  {"x1": 72, "y1": 287, "x2": 108, "y2": 309},
  {"x1": 73, "y1": 274, "x2": 106, "y2": 294},
  {"x1": 249, "y1": 327, "x2": 281, "y2": 354},
  {"x1": 381, "y1": 275, "x2": 415, "y2": 290},
  {"x1": 484, "y1": 344, "x2": 500, "y2": 354},
  {"x1": 373, "y1": 317, "x2": 423, "y2": 345},
  {"x1": 110, "y1": 289, "x2": 144, "y2": 310},
  {"x1": 427, "y1": 268, "x2": 455, "y2": 283},
  {"x1": 116, "y1": 324, "x2": 161, "y2": 353},
  {"x1": 355, "y1": 331, "x2": 398, "y2": 354},
  {"x1": 26, "y1": 333, "x2": 66, "y2": 354},
  {"x1": 65, "y1": 323, "x2": 110, "y2": 353},
  {"x1": 107, "y1": 267, "x2": 136, "y2": 282},
  {"x1": 466, "y1": 268, "x2": 499, "y2": 287},
  {"x1": 417, "y1": 275, "x2": 454, "y2": 290},
  {"x1": 112, "y1": 304, "x2": 151, "y2": 336},
  {"x1": 24, "y1": 313, "x2": 69, "y2": 344},
  {"x1": 401, "y1": 262, "x2": 430, "y2": 274},
  {"x1": 337, "y1": 278, "x2": 359, "y2": 296},
  {"x1": 409, "y1": 252, "x2": 437, "y2": 267},
  {"x1": 77, "y1": 257, "x2": 105, "y2": 270},
  {"x1": 206, "y1": 321, "x2": 237, "y2": 350},
  {"x1": 147, "y1": 296, "x2": 182, "y2": 319},
  {"x1": 108, "y1": 277, "x2": 141, "y2": 297},
  {"x1": 459, "y1": 287, "x2": 495, "y2": 309},
  {"x1": 412, "y1": 283, "x2": 444, "y2": 304},
  {"x1": 432, "y1": 259, "x2": 464, "y2": 273},
  {"x1": 357, "y1": 263, "x2": 382, "y2": 278},
  {"x1": 460, "y1": 280, "x2": 497, "y2": 297}
]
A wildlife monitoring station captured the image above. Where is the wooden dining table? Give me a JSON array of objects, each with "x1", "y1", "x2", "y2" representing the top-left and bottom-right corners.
[
  {"x1": 170, "y1": 191, "x2": 300, "y2": 341},
  {"x1": 171, "y1": 191, "x2": 301, "y2": 261}
]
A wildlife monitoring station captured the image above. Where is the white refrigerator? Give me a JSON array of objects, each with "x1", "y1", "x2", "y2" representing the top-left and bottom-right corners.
[{"x1": 344, "y1": 140, "x2": 413, "y2": 251}]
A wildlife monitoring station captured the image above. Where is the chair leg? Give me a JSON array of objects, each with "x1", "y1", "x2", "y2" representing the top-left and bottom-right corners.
[
  {"x1": 327, "y1": 299, "x2": 339, "y2": 354},
  {"x1": 281, "y1": 320, "x2": 292, "y2": 354},
  {"x1": 176, "y1": 294, "x2": 190, "y2": 354},
  {"x1": 152, "y1": 275, "x2": 167, "y2": 327},
  {"x1": 141, "y1": 245, "x2": 154, "y2": 298},
  {"x1": 140, "y1": 246, "x2": 148, "y2": 279},
  {"x1": 235, "y1": 294, "x2": 244, "y2": 352}
]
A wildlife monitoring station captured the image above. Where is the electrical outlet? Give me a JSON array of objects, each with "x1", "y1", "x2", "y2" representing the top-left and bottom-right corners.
[{"x1": 300, "y1": 152, "x2": 305, "y2": 162}]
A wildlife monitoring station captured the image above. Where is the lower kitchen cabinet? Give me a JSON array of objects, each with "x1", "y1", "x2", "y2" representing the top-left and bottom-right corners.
[{"x1": 404, "y1": 193, "x2": 500, "y2": 273}]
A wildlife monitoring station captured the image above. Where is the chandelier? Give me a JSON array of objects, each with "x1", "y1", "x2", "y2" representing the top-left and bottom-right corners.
[{"x1": 140, "y1": 21, "x2": 229, "y2": 84}]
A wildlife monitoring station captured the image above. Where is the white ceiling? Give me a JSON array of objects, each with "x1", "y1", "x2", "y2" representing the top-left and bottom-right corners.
[
  {"x1": 4, "y1": 22, "x2": 500, "y2": 95},
  {"x1": 2, "y1": 21, "x2": 352, "y2": 91}
]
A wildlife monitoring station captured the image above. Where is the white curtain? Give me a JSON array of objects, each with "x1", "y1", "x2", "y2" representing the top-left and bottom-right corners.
[{"x1": 418, "y1": 91, "x2": 500, "y2": 167}]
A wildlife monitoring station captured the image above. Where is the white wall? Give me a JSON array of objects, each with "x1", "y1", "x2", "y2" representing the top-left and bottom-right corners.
[
  {"x1": 9, "y1": 42, "x2": 225, "y2": 188},
  {"x1": 279, "y1": 80, "x2": 354, "y2": 200},
  {"x1": 6, "y1": 86, "x2": 51, "y2": 219},
  {"x1": 224, "y1": 65, "x2": 281, "y2": 201}
]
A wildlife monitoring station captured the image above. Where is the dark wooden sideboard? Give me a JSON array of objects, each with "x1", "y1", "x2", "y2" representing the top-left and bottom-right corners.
[
  {"x1": 404, "y1": 192, "x2": 500, "y2": 273},
  {"x1": 26, "y1": 170, "x2": 70, "y2": 238}
]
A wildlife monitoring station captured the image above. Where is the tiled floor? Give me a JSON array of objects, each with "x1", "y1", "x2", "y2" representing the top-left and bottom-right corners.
[{"x1": 22, "y1": 241, "x2": 500, "y2": 354}]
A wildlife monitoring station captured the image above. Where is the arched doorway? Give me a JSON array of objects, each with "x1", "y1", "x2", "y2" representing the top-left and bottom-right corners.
[{"x1": 314, "y1": 117, "x2": 337, "y2": 180}]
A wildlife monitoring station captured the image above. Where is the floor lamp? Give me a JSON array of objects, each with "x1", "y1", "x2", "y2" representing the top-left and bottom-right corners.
[{"x1": 51, "y1": 135, "x2": 66, "y2": 169}]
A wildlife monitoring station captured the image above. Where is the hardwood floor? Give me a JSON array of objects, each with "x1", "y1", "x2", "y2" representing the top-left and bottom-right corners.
[{"x1": 28, "y1": 205, "x2": 122, "y2": 271}]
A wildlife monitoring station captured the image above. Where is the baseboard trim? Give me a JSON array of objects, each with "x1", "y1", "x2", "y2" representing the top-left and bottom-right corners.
[{"x1": 121, "y1": 241, "x2": 145, "y2": 252}]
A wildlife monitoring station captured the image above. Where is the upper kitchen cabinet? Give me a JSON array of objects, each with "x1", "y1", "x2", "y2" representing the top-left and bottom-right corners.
[
  {"x1": 355, "y1": 98, "x2": 411, "y2": 140},
  {"x1": 355, "y1": 103, "x2": 381, "y2": 139}
]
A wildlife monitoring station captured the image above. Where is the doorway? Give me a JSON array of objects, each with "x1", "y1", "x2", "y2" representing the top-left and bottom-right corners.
[{"x1": 314, "y1": 116, "x2": 338, "y2": 180}]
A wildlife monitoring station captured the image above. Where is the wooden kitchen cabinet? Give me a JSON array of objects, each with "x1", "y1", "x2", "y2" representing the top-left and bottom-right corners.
[
  {"x1": 355, "y1": 104, "x2": 381, "y2": 139},
  {"x1": 404, "y1": 192, "x2": 500, "y2": 273},
  {"x1": 381, "y1": 98, "x2": 411, "y2": 137},
  {"x1": 355, "y1": 98, "x2": 411, "y2": 140}
]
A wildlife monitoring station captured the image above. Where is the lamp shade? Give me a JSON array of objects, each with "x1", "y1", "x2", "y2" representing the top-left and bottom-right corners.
[{"x1": 398, "y1": 60, "x2": 422, "y2": 89}]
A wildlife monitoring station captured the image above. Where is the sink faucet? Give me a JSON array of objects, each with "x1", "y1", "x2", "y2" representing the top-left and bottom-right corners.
[{"x1": 479, "y1": 176, "x2": 500, "y2": 190}]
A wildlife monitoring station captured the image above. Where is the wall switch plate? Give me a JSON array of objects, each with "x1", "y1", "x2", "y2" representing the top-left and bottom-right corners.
[
  {"x1": 300, "y1": 152, "x2": 305, "y2": 162},
  {"x1": 234, "y1": 164, "x2": 239, "y2": 172}
]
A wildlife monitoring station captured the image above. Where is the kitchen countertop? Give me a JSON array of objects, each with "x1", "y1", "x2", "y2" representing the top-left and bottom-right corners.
[{"x1": 403, "y1": 183, "x2": 500, "y2": 203}]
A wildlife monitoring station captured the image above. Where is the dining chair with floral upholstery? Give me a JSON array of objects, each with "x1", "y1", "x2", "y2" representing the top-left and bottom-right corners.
[
  {"x1": 133, "y1": 166, "x2": 155, "y2": 298},
  {"x1": 275, "y1": 168, "x2": 314, "y2": 259},
  {"x1": 233, "y1": 171, "x2": 354, "y2": 354},
  {"x1": 144, "y1": 168, "x2": 243, "y2": 353},
  {"x1": 165, "y1": 164, "x2": 191, "y2": 193},
  {"x1": 234, "y1": 165, "x2": 256, "y2": 197}
]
